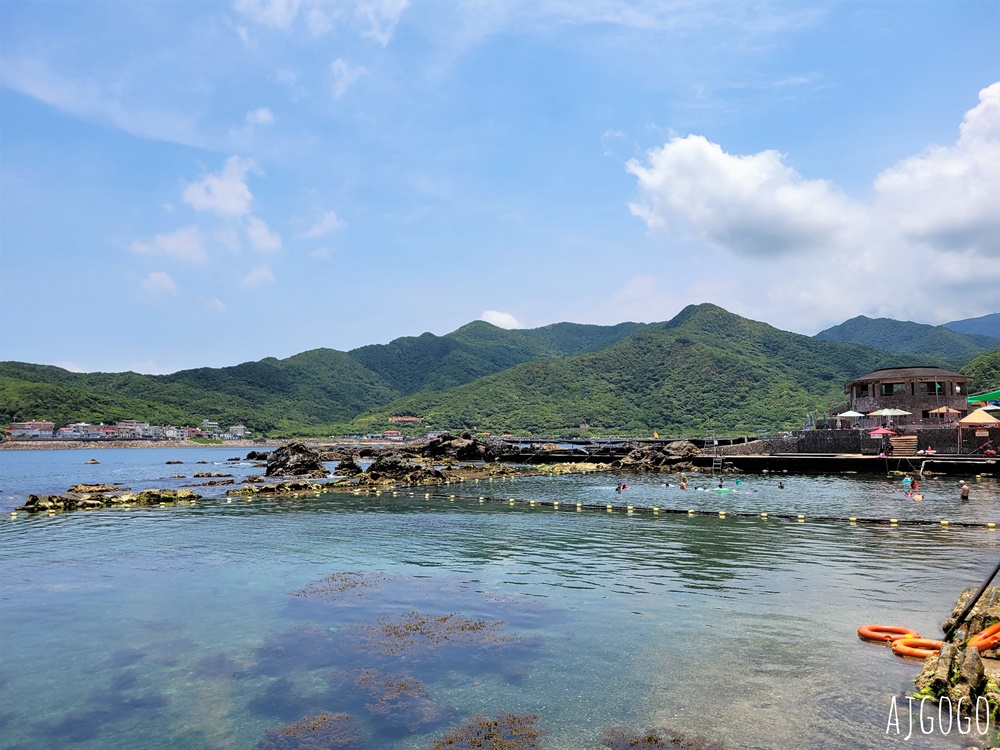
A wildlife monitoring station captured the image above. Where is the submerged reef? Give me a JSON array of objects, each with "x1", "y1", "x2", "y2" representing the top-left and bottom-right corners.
[
  {"x1": 357, "y1": 668, "x2": 445, "y2": 730},
  {"x1": 432, "y1": 712, "x2": 544, "y2": 750},
  {"x1": 599, "y1": 726, "x2": 726, "y2": 749},
  {"x1": 289, "y1": 572, "x2": 389, "y2": 602},
  {"x1": 358, "y1": 611, "x2": 514, "y2": 655},
  {"x1": 255, "y1": 712, "x2": 365, "y2": 750}
]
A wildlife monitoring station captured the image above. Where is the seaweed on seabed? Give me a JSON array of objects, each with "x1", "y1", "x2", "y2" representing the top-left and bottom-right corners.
[
  {"x1": 432, "y1": 712, "x2": 545, "y2": 750},
  {"x1": 599, "y1": 726, "x2": 726, "y2": 750},
  {"x1": 356, "y1": 668, "x2": 445, "y2": 730},
  {"x1": 289, "y1": 571, "x2": 389, "y2": 602},
  {"x1": 255, "y1": 712, "x2": 366, "y2": 750},
  {"x1": 359, "y1": 611, "x2": 516, "y2": 656}
]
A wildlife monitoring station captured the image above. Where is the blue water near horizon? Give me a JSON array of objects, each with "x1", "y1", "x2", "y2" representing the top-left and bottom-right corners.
[{"x1": 2, "y1": 447, "x2": 1000, "y2": 749}]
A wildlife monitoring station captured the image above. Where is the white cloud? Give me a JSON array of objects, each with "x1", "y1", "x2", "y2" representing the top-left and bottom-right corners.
[
  {"x1": 300, "y1": 210, "x2": 343, "y2": 238},
  {"x1": 231, "y1": 0, "x2": 408, "y2": 43},
  {"x1": 626, "y1": 134, "x2": 859, "y2": 257},
  {"x1": 246, "y1": 215, "x2": 283, "y2": 253},
  {"x1": 481, "y1": 310, "x2": 522, "y2": 329},
  {"x1": 874, "y1": 82, "x2": 1000, "y2": 259},
  {"x1": 182, "y1": 156, "x2": 257, "y2": 217},
  {"x1": 139, "y1": 271, "x2": 178, "y2": 296},
  {"x1": 232, "y1": 0, "x2": 301, "y2": 29},
  {"x1": 240, "y1": 263, "x2": 276, "y2": 289},
  {"x1": 130, "y1": 226, "x2": 207, "y2": 263},
  {"x1": 624, "y1": 81, "x2": 1000, "y2": 332},
  {"x1": 246, "y1": 107, "x2": 275, "y2": 126},
  {"x1": 0, "y1": 58, "x2": 203, "y2": 148},
  {"x1": 331, "y1": 58, "x2": 366, "y2": 98},
  {"x1": 357, "y1": 0, "x2": 409, "y2": 45}
]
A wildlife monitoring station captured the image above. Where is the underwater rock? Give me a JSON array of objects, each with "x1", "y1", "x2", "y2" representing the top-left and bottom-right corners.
[
  {"x1": 255, "y1": 712, "x2": 366, "y2": 750},
  {"x1": 432, "y1": 712, "x2": 544, "y2": 750},
  {"x1": 357, "y1": 610, "x2": 515, "y2": 656},
  {"x1": 289, "y1": 572, "x2": 389, "y2": 602},
  {"x1": 599, "y1": 726, "x2": 726, "y2": 749}
]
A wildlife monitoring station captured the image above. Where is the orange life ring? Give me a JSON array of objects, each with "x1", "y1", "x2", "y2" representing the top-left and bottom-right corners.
[
  {"x1": 892, "y1": 638, "x2": 944, "y2": 659},
  {"x1": 858, "y1": 624, "x2": 920, "y2": 643},
  {"x1": 968, "y1": 622, "x2": 1000, "y2": 652}
]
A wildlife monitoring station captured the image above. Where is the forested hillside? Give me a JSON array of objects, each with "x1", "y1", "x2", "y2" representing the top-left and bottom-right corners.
[
  {"x1": 3, "y1": 307, "x2": 988, "y2": 437},
  {"x1": 339, "y1": 305, "x2": 901, "y2": 436}
]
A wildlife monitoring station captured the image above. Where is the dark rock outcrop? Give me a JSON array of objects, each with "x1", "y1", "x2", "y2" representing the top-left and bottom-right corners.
[
  {"x1": 265, "y1": 442, "x2": 330, "y2": 478},
  {"x1": 245, "y1": 450, "x2": 271, "y2": 461},
  {"x1": 335, "y1": 457, "x2": 363, "y2": 476},
  {"x1": 613, "y1": 441, "x2": 700, "y2": 471}
]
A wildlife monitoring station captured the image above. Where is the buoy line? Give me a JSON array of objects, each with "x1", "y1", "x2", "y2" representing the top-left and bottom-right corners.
[{"x1": 386, "y1": 490, "x2": 1000, "y2": 529}]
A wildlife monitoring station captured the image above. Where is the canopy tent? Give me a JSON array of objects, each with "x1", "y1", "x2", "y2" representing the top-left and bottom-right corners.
[
  {"x1": 958, "y1": 408, "x2": 1000, "y2": 426},
  {"x1": 969, "y1": 389, "x2": 1000, "y2": 404}
]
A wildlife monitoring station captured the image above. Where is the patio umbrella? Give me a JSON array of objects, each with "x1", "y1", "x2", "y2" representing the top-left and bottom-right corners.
[
  {"x1": 837, "y1": 410, "x2": 865, "y2": 418},
  {"x1": 867, "y1": 408, "x2": 912, "y2": 417},
  {"x1": 928, "y1": 406, "x2": 961, "y2": 415},
  {"x1": 868, "y1": 427, "x2": 895, "y2": 436}
]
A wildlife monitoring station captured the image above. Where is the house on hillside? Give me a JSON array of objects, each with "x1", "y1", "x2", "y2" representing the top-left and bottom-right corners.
[{"x1": 844, "y1": 367, "x2": 970, "y2": 425}]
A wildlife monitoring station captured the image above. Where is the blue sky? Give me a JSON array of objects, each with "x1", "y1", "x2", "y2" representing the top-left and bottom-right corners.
[{"x1": 2, "y1": 0, "x2": 998, "y2": 374}]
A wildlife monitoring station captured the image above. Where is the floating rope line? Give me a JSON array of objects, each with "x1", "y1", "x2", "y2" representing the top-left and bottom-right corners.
[{"x1": 361, "y1": 489, "x2": 1000, "y2": 530}]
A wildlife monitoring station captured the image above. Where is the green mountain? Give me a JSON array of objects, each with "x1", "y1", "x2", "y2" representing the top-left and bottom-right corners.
[
  {"x1": 0, "y1": 350, "x2": 398, "y2": 433},
  {"x1": 337, "y1": 304, "x2": 900, "y2": 436},
  {"x1": 348, "y1": 320, "x2": 645, "y2": 395},
  {"x1": 945, "y1": 313, "x2": 1000, "y2": 339},
  {"x1": 814, "y1": 315, "x2": 1000, "y2": 370},
  {"x1": 962, "y1": 349, "x2": 1000, "y2": 396},
  {"x1": 0, "y1": 320, "x2": 644, "y2": 433}
]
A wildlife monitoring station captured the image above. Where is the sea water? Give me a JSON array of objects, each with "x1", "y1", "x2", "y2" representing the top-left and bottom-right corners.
[{"x1": 2, "y1": 448, "x2": 999, "y2": 749}]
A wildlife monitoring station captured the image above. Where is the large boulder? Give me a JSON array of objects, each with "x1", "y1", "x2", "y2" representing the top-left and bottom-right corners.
[
  {"x1": 265, "y1": 442, "x2": 330, "y2": 478},
  {"x1": 335, "y1": 457, "x2": 363, "y2": 476}
]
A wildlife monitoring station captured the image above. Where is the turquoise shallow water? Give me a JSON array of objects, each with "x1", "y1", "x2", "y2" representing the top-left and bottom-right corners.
[{"x1": 2, "y1": 448, "x2": 1000, "y2": 749}]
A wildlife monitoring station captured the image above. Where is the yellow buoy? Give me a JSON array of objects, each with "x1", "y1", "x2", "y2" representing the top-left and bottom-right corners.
[
  {"x1": 760, "y1": 512, "x2": 768, "y2": 519},
  {"x1": 941, "y1": 520, "x2": 949, "y2": 526},
  {"x1": 988, "y1": 523, "x2": 997, "y2": 530},
  {"x1": 890, "y1": 518, "x2": 898, "y2": 525},
  {"x1": 553, "y1": 501, "x2": 559, "y2": 508},
  {"x1": 530, "y1": 500, "x2": 536, "y2": 506},
  {"x1": 719, "y1": 511, "x2": 726, "y2": 518},
  {"x1": 688, "y1": 509, "x2": 695, "y2": 515},
  {"x1": 848, "y1": 517, "x2": 856, "y2": 523},
  {"x1": 607, "y1": 505, "x2": 613, "y2": 512},
  {"x1": 653, "y1": 507, "x2": 660, "y2": 514}
]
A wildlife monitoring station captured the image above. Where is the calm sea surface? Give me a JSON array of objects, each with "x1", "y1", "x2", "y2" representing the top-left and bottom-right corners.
[{"x1": 2, "y1": 447, "x2": 1000, "y2": 749}]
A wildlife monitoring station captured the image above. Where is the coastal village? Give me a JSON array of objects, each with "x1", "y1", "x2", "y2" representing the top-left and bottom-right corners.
[{"x1": 5, "y1": 418, "x2": 250, "y2": 442}]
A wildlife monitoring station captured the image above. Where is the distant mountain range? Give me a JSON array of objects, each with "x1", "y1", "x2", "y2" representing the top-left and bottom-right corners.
[
  {"x1": 2, "y1": 308, "x2": 998, "y2": 437},
  {"x1": 944, "y1": 313, "x2": 1000, "y2": 339},
  {"x1": 815, "y1": 315, "x2": 1000, "y2": 371}
]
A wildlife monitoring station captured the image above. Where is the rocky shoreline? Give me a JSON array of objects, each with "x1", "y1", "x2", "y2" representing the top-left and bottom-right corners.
[{"x1": 14, "y1": 435, "x2": 703, "y2": 514}]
